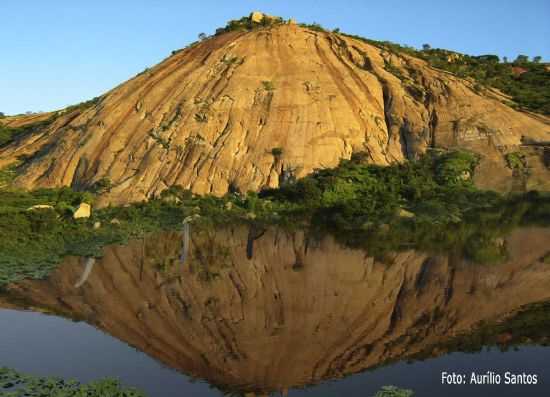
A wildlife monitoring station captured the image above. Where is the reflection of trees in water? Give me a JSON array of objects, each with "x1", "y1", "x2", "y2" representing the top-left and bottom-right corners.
[
  {"x1": 74, "y1": 257, "x2": 95, "y2": 288},
  {"x1": 246, "y1": 225, "x2": 266, "y2": 259},
  {"x1": 180, "y1": 220, "x2": 190, "y2": 265},
  {"x1": 189, "y1": 228, "x2": 232, "y2": 282}
]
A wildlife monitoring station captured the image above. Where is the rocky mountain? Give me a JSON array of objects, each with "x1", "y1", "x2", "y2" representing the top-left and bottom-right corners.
[
  {"x1": 1, "y1": 13, "x2": 549, "y2": 205},
  {"x1": 2, "y1": 226, "x2": 550, "y2": 394}
]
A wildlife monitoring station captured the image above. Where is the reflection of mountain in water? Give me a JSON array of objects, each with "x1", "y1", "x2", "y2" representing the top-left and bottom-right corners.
[{"x1": 2, "y1": 227, "x2": 550, "y2": 394}]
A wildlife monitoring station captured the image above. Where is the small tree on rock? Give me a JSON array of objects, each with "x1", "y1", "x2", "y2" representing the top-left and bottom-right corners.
[{"x1": 514, "y1": 54, "x2": 529, "y2": 63}]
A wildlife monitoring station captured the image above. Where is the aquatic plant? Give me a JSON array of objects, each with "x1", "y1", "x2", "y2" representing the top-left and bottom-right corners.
[
  {"x1": 0, "y1": 367, "x2": 146, "y2": 397},
  {"x1": 373, "y1": 386, "x2": 414, "y2": 397}
]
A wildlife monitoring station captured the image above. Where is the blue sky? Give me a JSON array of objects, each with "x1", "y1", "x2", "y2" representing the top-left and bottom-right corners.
[{"x1": 1, "y1": 0, "x2": 549, "y2": 115}]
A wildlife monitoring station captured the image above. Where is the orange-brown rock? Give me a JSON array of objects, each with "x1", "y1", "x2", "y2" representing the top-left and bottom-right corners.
[{"x1": 1, "y1": 24, "x2": 549, "y2": 205}]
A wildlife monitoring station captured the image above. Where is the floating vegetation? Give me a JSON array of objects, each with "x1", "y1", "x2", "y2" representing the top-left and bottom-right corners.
[{"x1": 0, "y1": 367, "x2": 146, "y2": 397}]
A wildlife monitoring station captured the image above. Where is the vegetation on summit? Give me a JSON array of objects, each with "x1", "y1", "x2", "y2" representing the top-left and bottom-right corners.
[
  {"x1": 338, "y1": 32, "x2": 550, "y2": 115},
  {"x1": 214, "y1": 15, "x2": 550, "y2": 116}
]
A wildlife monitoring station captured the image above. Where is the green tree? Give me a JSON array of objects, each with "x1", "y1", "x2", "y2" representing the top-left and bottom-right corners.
[
  {"x1": 422, "y1": 43, "x2": 431, "y2": 51},
  {"x1": 515, "y1": 54, "x2": 529, "y2": 63},
  {"x1": 533, "y1": 55, "x2": 542, "y2": 63}
]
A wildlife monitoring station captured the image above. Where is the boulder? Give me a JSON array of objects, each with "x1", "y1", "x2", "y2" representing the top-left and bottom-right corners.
[
  {"x1": 245, "y1": 212, "x2": 257, "y2": 220},
  {"x1": 110, "y1": 218, "x2": 121, "y2": 225},
  {"x1": 93, "y1": 221, "x2": 101, "y2": 229},
  {"x1": 398, "y1": 208, "x2": 415, "y2": 218},
  {"x1": 459, "y1": 170, "x2": 471, "y2": 181},
  {"x1": 250, "y1": 11, "x2": 264, "y2": 23},
  {"x1": 73, "y1": 203, "x2": 91, "y2": 219}
]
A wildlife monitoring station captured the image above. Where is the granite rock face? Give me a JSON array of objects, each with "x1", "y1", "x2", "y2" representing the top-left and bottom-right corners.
[{"x1": 1, "y1": 24, "x2": 549, "y2": 205}]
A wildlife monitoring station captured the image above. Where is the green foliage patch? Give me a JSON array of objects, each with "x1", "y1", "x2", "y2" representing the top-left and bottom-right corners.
[
  {"x1": 216, "y1": 14, "x2": 284, "y2": 34},
  {"x1": 0, "y1": 118, "x2": 52, "y2": 148},
  {"x1": 341, "y1": 32, "x2": 550, "y2": 115},
  {"x1": 0, "y1": 367, "x2": 145, "y2": 397},
  {"x1": 261, "y1": 80, "x2": 275, "y2": 91}
]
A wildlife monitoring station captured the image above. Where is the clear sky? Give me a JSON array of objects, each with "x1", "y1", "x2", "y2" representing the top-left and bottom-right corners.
[{"x1": 1, "y1": 0, "x2": 548, "y2": 115}]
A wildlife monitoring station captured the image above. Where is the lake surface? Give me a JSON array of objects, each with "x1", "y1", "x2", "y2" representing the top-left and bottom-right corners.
[{"x1": 1, "y1": 226, "x2": 550, "y2": 396}]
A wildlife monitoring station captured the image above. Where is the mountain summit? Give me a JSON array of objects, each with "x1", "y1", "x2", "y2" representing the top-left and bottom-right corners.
[{"x1": 1, "y1": 15, "x2": 549, "y2": 204}]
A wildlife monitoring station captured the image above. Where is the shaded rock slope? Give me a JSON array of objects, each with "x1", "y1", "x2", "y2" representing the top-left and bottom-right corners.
[
  {"x1": 1, "y1": 21, "x2": 549, "y2": 204},
  {"x1": 2, "y1": 227, "x2": 550, "y2": 393}
]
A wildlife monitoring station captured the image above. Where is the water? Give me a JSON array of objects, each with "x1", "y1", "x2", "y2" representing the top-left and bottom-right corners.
[{"x1": 1, "y1": 226, "x2": 550, "y2": 396}]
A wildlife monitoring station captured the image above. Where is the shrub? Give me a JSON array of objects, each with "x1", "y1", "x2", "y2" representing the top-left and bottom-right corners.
[
  {"x1": 271, "y1": 147, "x2": 283, "y2": 157},
  {"x1": 216, "y1": 14, "x2": 283, "y2": 35},
  {"x1": 194, "y1": 112, "x2": 208, "y2": 122},
  {"x1": 91, "y1": 177, "x2": 113, "y2": 193},
  {"x1": 299, "y1": 22, "x2": 326, "y2": 32},
  {"x1": 434, "y1": 150, "x2": 479, "y2": 186},
  {"x1": 262, "y1": 80, "x2": 275, "y2": 91},
  {"x1": 505, "y1": 152, "x2": 526, "y2": 170},
  {"x1": 160, "y1": 185, "x2": 193, "y2": 201}
]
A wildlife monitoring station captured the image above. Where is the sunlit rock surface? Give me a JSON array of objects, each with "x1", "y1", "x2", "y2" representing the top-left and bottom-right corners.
[{"x1": 1, "y1": 24, "x2": 549, "y2": 205}]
